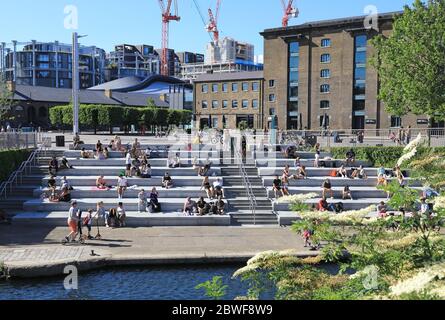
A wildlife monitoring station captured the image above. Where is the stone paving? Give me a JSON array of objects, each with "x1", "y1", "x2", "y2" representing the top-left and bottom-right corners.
[{"x1": 0, "y1": 225, "x2": 310, "y2": 277}]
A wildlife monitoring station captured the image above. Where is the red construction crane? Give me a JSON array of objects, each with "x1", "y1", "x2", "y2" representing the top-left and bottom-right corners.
[
  {"x1": 158, "y1": 0, "x2": 180, "y2": 76},
  {"x1": 206, "y1": 0, "x2": 222, "y2": 43},
  {"x1": 281, "y1": 0, "x2": 299, "y2": 28}
]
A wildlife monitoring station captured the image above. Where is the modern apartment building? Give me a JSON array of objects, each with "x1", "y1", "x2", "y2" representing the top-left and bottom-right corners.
[
  {"x1": 155, "y1": 48, "x2": 180, "y2": 77},
  {"x1": 194, "y1": 71, "x2": 264, "y2": 129},
  {"x1": 260, "y1": 12, "x2": 439, "y2": 130},
  {"x1": 106, "y1": 44, "x2": 160, "y2": 81},
  {"x1": 176, "y1": 52, "x2": 204, "y2": 65},
  {"x1": 1, "y1": 41, "x2": 106, "y2": 89},
  {"x1": 205, "y1": 37, "x2": 255, "y2": 65}
]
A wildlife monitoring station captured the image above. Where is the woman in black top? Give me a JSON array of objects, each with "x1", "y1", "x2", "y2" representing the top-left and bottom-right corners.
[{"x1": 322, "y1": 179, "x2": 334, "y2": 199}]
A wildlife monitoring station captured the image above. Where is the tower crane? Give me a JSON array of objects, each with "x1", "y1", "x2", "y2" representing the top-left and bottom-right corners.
[
  {"x1": 281, "y1": 0, "x2": 299, "y2": 28},
  {"x1": 206, "y1": 0, "x2": 222, "y2": 44},
  {"x1": 158, "y1": 0, "x2": 180, "y2": 76}
]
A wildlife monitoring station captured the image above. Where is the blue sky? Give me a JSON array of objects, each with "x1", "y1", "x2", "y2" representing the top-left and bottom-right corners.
[{"x1": 0, "y1": 0, "x2": 413, "y2": 55}]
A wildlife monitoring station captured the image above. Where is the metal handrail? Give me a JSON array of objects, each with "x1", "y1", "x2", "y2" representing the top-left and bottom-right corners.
[
  {"x1": 0, "y1": 146, "x2": 42, "y2": 199},
  {"x1": 235, "y1": 148, "x2": 257, "y2": 225}
]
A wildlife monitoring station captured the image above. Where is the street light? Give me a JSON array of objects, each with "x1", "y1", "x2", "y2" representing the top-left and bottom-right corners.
[{"x1": 72, "y1": 33, "x2": 87, "y2": 135}]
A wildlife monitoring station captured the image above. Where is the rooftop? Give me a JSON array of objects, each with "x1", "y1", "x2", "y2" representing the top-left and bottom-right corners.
[
  {"x1": 194, "y1": 71, "x2": 264, "y2": 83},
  {"x1": 261, "y1": 11, "x2": 402, "y2": 36}
]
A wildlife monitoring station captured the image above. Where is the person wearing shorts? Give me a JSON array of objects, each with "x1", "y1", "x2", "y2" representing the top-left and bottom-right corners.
[{"x1": 65, "y1": 201, "x2": 80, "y2": 242}]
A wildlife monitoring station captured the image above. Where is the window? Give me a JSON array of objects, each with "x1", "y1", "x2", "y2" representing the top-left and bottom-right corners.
[
  {"x1": 252, "y1": 99, "x2": 259, "y2": 109},
  {"x1": 202, "y1": 100, "x2": 208, "y2": 109},
  {"x1": 289, "y1": 71, "x2": 299, "y2": 83},
  {"x1": 212, "y1": 100, "x2": 219, "y2": 109},
  {"x1": 353, "y1": 100, "x2": 365, "y2": 111},
  {"x1": 232, "y1": 100, "x2": 238, "y2": 108},
  {"x1": 212, "y1": 118, "x2": 218, "y2": 128},
  {"x1": 289, "y1": 86, "x2": 299, "y2": 99},
  {"x1": 320, "y1": 115, "x2": 330, "y2": 128},
  {"x1": 320, "y1": 84, "x2": 330, "y2": 93},
  {"x1": 354, "y1": 83, "x2": 366, "y2": 96},
  {"x1": 290, "y1": 56, "x2": 299, "y2": 69},
  {"x1": 321, "y1": 54, "x2": 331, "y2": 63},
  {"x1": 269, "y1": 94, "x2": 276, "y2": 102},
  {"x1": 202, "y1": 84, "x2": 208, "y2": 93},
  {"x1": 242, "y1": 100, "x2": 249, "y2": 108},
  {"x1": 354, "y1": 67, "x2": 366, "y2": 81},
  {"x1": 212, "y1": 84, "x2": 218, "y2": 93},
  {"x1": 269, "y1": 80, "x2": 275, "y2": 88},
  {"x1": 222, "y1": 83, "x2": 228, "y2": 92},
  {"x1": 269, "y1": 108, "x2": 276, "y2": 116},
  {"x1": 289, "y1": 42, "x2": 300, "y2": 54},
  {"x1": 232, "y1": 83, "x2": 238, "y2": 92},
  {"x1": 321, "y1": 69, "x2": 331, "y2": 78},
  {"x1": 355, "y1": 35, "x2": 367, "y2": 48},
  {"x1": 391, "y1": 116, "x2": 402, "y2": 128},
  {"x1": 242, "y1": 82, "x2": 249, "y2": 91},
  {"x1": 320, "y1": 100, "x2": 330, "y2": 109},
  {"x1": 252, "y1": 82, "x2": 259, "y2": 91},
  {"x1": 355, "y1": 51, "x2": 367, "y2": 65},
  {"x1": 289, "y1": 101, "x2": 298, "y2": 112},
  {"x1": 321, "y1": 39, "x2": 331, "y2": 48},
  {"x1": 222, "y1": 100, "x2": 228, "y2": 109}
]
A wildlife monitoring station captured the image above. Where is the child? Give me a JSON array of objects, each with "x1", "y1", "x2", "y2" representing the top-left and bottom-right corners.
[{"x1": 83, "y1": 210, "x2": 94, "y2": 240}]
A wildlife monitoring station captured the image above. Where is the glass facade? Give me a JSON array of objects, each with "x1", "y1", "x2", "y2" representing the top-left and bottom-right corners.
[
  {"x1": 353, "y1": 35, "x2": 368, "y2": 129},
  {"x1": 288, "y1": 41, "x2": 300, "y2": 129}
]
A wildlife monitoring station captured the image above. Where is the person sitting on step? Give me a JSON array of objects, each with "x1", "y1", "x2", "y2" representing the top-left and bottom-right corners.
[
  {"x1": 296, "y1": 166, "x2": 308, "y2": 180},
  {"x1": 342, "y1": 185, "x2": 353, "y2": 200},
  {"x1": 48, "y1": 156, "x2": 59, "y2": 176},
  {"x1": 80, "y1": 148, "x2": 92, "y2": 159},
  {"x1": 60, "y1": 157, "x2": 74, "y2": 169},
  {"x1": 141, "y1": 163, "x2": 152, "y2": 179},
  {"x1": 168, "y1": 154, "x2": 181, "y2": 168},
  {"x1": 337, "y1": 165, "x2": 348, "y2": 179},
  {"x1": 216, "y1": 197, "x2": 226, "y2": 215},
  {"x1": 96, "y1": 176, "x2": 111, "y2": 190},
  {"x1": 351, "y1": 165, "x2": 367, "y2": 180},
  {"x1": 212, "y1": 178, "x2": 225, "y2": 199},
  {"x1": 73, "y1": 133, "x2": 83, "y2": 150},
  {"x1": 199, "y1": 157, "x2": 212, "y2": 176},
  {"x1": 345, "y1": 149, "x2": 356, "y2": 166},
  {"x1": 197, "y1": 197, "x2": 209, "y2": 216},
  {"x1": 148, "y1": 188, "x2": 161, "y2": 213},
  {"x1": 281, "y1": 172, "x2": 290, "y2": 196},
  {"x1": 322, "y1": 178, "x2": 334, "y2": 199},
  {"x1": 183, "y1": 197, "x2": 198, "y2": 216},
  {"x1": 201, "y1": 176, "x2": 213, "y2": 199},
  {"x1": 273, "y1": 176, "x2": 284, "y2": 199},
  {"x1": 162, "y1": 172, "x2": 173, "y2": 189}
]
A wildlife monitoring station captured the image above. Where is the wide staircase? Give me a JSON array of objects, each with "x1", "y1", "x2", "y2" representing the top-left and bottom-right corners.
[{"x1": 221, "y1": 166, "x2": 277, "y2": 226}]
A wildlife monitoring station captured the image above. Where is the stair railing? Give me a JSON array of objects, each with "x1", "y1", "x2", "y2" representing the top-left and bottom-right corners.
[
  {"x1": 235, "y1": 148, "x2": 257, "y2": 225},
  {"x1": 0, "y1": 146, "x2": 42, "y2": 199}
]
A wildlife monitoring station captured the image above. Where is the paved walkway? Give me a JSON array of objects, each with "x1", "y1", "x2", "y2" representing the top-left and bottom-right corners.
[{"x1": 0, "y1": 225, "x2": 311, "y2": 278}]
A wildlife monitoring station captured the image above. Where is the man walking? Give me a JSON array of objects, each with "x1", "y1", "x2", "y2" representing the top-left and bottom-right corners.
[{"x1": 65, "y1": 200, "x2": 80, "y2": 243}]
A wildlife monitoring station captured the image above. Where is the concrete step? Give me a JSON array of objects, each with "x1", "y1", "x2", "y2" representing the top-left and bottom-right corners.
[
  {"x1": 24, "y1": 198, "x2": 231, "y2": 212},
  {"x1": 259, "y1": 167, "x2": 402, "y2": 177},
  {"x1": 273, "y1": 198, "x2": 386, "y2": 212},
  {"x1": 41, "y1": 176, "x2": 224, "y2": 188},
  {"x1": 43, "y1": 158, "x2": 222, "y2": 167},
  {"x1": 266, "y1": 186, "x2": 423, "y2": 199},
  {"x1": 34, "y1": 187, "x2": 214, "y2": 199},
  {"x1": 11, "y1": 211, "x2": 231, "y2": 227},
  {"x1": 253, "y1": 151, "x2": 331, "y2": 159},
  {"x1": 32, "y1": 166, "x2": 221, "y2": 177},
  {"x1": 256, "y1": 159, "x2": 371, "y2": 168},
  {"x1": 262, "y1": 177, "x2": 422, "y2": 187},
  {"x1": 63, "y1": 150, "x2": 220, "y2": 159}
]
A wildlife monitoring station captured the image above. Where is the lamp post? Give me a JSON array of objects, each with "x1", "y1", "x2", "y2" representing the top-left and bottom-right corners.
[{"x1": 72, "y1": 32, "x2": 87, "y2": 135}]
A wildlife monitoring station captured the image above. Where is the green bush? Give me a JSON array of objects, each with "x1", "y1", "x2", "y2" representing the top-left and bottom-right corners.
[
  {"x1": 330, "y1": 147, "x2": 445, "y2": 167},
  {"x1": 0, "y1": 149, "x2": 31, "y2": 182},
  {"x1": 48, "y1": 105, "x2": 192, "y2": 132}
]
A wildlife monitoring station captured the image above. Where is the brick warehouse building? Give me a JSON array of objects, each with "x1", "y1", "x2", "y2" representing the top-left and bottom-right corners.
[
  {"x1": 194, "y1": 71, "x2": 264, "y2": 129},
  {"x1": 258, "y1": 12, "x2": 442, "y2": 131}
]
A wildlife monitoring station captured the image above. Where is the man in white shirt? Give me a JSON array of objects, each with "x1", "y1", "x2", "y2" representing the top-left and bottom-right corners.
[
  {"x1": 212, "y1": 178, "x2": 225, "y2": 199},
  {"x1": 125, "y1": 152, "x2": 132, "y2": 177},
  {"x1": 117, "y1": 175, "x2": 128, "y2": 199},
  {"x1": 65, "y1": 201, "x2": 80, "y2": 242}
]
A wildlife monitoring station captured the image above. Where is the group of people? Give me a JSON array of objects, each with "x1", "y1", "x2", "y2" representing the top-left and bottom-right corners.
[
  {"x1": 183, "y1": 196, "x2": 226, "y2": 216},
  {"x1": 65, "y1": 200, "x2": 128, "y2": 242},
  {"x1": 46, "y1": 176, "x2": 73, "y2": 203},
  {"x1": 389, "y1": 126, "x2": 412, "y2": 146}
]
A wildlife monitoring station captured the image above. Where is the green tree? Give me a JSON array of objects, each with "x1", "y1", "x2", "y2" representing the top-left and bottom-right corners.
[
  {"x1": 0, "y1": 74, "x2": 13, "y2": 122},
  {"x1": 370, "y1": 0, "x2": 445, "y2": 122},
  {"x1": 147, "y1": 97, "x2": 157, "y2": 108}
]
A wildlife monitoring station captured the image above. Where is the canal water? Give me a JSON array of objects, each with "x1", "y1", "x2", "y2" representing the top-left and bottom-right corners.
[{"x1": 0, "y1": 264, "x2": 259, "y2": 300}]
